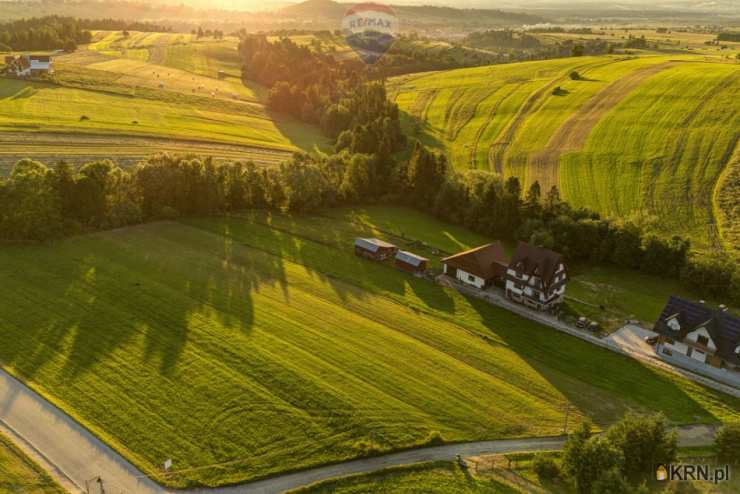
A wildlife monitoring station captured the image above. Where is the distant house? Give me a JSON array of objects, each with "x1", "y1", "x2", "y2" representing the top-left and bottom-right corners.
[
  {"x1": 354, "y1": 238, "x2": 398, "y2": 261},
  {"x1": 505, "y1": 242, "x2": 567, "y2": 312},
  {"x1": 395, "y1": 250, "x2": 429, "y2": 274},
  {"x1": 4, "y1": 54, "x2": 54, "y2": 78},
  {"x1": 442, "y1": 242, "x2": 509, "y2": 289},
  {"x1": 654, "y1": 296, "x2": 740, "y2": 372}
]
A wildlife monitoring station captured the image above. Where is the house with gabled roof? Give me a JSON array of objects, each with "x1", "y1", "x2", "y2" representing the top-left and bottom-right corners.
[
  {"x1": 505, "y1": 241, "x2": 567, "y2": 312},
  {"x1": 654, "y1": 296, "x2": 740, "y2": 372},
  {"x1": 442, "y1": 242, "x2": 509, "y2": 289}
]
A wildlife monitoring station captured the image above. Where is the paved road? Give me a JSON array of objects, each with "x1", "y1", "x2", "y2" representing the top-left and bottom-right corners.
[{"x1": 0, "y1": 367, "x2": 719, "y2": 494}]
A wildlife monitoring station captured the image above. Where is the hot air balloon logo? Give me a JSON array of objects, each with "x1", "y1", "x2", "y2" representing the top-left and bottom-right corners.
[
  {"x1": 342, "y1": 2, "x2": 399, "y2": 64},
  {"x1": 656, "y1": 464, "x2": 669, "y2": 481}
]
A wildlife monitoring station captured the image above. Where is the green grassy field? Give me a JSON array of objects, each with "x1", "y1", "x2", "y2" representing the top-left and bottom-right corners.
[
  {"x1": 0, "y1": 433, "x2": 65, "y2": 494},
  {"x1": 1, "y1": 207, "x2": 739, "y2": 488},
  {"x1": 388, "y1": 54, "x2": 740, "y2": 254},
  {"x1": 289, "y1": 462, "x2": 520, "y2": 493},
  {"x1": 0, "y1": 31, "x2": 327, "y2": 171}
]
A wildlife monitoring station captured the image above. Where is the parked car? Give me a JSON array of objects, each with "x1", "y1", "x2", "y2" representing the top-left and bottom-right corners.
[
  {"x1": 644, "y1": 335, "x2": 659, "y2": 346},
  {"x1": 576, "y1": 317, "x2": 588, "y2": 329}
]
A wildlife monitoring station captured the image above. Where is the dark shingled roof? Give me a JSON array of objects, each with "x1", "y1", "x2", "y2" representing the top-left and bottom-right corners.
[
  {"x1": 442, "y1": 242, "x2": 509, "y2": 280},
  {"x1": 654, "y1": 296, "x2": 740, "y2": 365},
  {"x1": 509, "y1": 241, "x2": 565, "y2": 288}
]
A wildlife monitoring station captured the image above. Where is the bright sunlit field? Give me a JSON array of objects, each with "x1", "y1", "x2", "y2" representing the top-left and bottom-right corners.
[{"x1": 389, "y1": 54, "x2": 740, "y2": 255}]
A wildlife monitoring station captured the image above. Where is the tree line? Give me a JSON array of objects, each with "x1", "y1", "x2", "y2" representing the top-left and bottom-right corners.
[
  {"x1": 0, "y1": 16, "x2": 91, "y2": 52},
  {"x1": 0, "y1": 16, "x2": 170, "y2": 52},
  {"x1": 534, "y1": 414, "x2": 740, "y2": 493},
  {"x1": 2, "y1": 143, "x2": 738, "y2": 305},
  {"x1": 402, "y1": 143, "x2": 740, "y2": 304}
]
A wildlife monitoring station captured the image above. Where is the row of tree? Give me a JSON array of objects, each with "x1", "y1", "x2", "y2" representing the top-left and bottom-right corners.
[
  {"x1": 534, "y1": 414, "x2": 740, "y2": 493},
  {"x1": 3, "y1": 140, "x2": 738, "y2": 305},
  {"x1": 0, "y1": 16, "x2": 171, "y2": 52},
  {"x1": 0, "y1": 16, "x2": 91, "y2": 51}
]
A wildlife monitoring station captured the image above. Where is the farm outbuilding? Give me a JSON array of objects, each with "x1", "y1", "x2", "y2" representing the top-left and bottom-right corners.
[
  {"x1": 395, "y1": 251, "x2": 429, "y2": 273},
  {"x1": 354, "y1": 238, "x2": 398, "y2": 261}
]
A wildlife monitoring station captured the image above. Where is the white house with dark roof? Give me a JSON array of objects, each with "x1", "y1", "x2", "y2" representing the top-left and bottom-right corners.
[
  {"x1": 505, "y1": 242, "x2": 567, "y2": 312},
  {"x1": 654, "y1": 296, "x2": 740, "y2": 372}
]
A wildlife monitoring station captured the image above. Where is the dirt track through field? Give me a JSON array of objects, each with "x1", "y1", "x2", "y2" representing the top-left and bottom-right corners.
[
  {"x1": 528, "y1": 61, "x2": 676, "y2": 192},
  {"x1": 0, "y1": 132, "x2": 293, "y2": 172}
]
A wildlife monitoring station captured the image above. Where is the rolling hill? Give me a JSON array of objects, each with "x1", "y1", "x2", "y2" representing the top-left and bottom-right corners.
[
  {"x1": 0, "y1": 31, "x2": 328, "y2": 173},
  {"x1": 388, "y1": 54, "x2": 740, "y2": 256}
]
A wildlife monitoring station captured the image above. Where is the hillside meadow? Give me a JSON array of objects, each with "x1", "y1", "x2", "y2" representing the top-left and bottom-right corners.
[
  {"x1": 388, "y1": 54, "x2": 740, "y2": 255},
  {"x1": 1, "y1": 207, "x2": 739, "y2": 487},
  {"x1": 0, "y1": 31, "x2": 327, "y2": 172}
]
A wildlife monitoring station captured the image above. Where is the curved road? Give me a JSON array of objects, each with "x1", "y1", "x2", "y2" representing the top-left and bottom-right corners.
[{"x1": 0, "y1": 368, "x2": 717, "y2": 494}]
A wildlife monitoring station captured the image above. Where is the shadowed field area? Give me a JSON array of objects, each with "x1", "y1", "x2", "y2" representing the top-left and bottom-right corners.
[{"x1": 1, "y1": 208, "x2": 738, "y2": 488}]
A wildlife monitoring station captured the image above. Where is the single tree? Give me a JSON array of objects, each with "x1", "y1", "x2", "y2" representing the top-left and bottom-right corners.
[{"x1": 715, "y1": 422, "x2": 740, "y2": 464}]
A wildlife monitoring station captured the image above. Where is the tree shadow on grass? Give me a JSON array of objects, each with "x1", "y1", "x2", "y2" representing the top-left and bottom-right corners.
[
  {"x1": 464, "y1": 296, "x2": 728, "y2": 429},
  {"x1": 0, "y1": 221, "x2": 293, "y2": 380}
]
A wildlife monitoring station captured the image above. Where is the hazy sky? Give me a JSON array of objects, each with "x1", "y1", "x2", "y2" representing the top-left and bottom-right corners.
[{"x1": 180, "y1": 0, "x2": 739, "y2": 12}]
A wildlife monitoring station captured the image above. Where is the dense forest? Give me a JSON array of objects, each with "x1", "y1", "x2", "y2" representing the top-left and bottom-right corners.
[
  {"x1": 0, "y1": 16, "x2": 92, "y2": 51},
  {"x1": 239, "y1": 34, "x2": 406, "y2": 155}
]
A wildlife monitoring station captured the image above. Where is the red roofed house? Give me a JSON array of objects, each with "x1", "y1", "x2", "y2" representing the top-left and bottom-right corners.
[
  {"x1": 442, "y1": 242, "x2": 509, "y2": 289},
  {"x1": 505, "y1": 242, "x2": 567, "y2": 312}
]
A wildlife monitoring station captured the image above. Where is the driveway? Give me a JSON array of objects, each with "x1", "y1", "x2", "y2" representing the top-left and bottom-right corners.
[
  {"x1": 0, "y1": 367, "x2": 721, "y2": 494},
  {"x1": 608, "y1": 325, "x2": 740, "y2": 390},
  {"x1": 606, "y1": 324, "x2": 658, "y2": 358}
]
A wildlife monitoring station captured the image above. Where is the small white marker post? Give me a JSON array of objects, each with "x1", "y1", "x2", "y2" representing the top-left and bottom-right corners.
[{"x1": 163, "y1": 458, "x2": 173, "y2": 472}]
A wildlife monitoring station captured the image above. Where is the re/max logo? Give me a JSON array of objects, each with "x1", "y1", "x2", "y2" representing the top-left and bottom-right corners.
[{"x1": 656, "y1": 464, "x2": 731, "y2": 484}]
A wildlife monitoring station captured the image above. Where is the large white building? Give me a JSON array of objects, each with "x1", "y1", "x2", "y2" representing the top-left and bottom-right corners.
[
  {"x1": 505, "y1": 242, "x2": 567, "y2": 313},
  {"x1": 654, "y1": 296, "x2": 740, "y2": 372}
]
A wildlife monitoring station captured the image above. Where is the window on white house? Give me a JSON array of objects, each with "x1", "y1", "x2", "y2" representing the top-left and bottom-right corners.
[
  {"x1": 696, "y1": 335, "x2": 709, "y2": 347},
  {"x1": 468, "y1": 275, "x2": 475, "y2": 283}
]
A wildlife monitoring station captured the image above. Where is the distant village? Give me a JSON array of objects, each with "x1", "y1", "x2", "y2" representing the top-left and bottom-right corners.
[{"x1": 354, "y1": 236, "x2": 740, "y2": 380}]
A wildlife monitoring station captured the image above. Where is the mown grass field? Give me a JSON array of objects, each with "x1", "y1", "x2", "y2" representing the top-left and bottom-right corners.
[
  {"x1": 0, "y1": 432, "x2": 65, "y2": 494},
  {"x1": 1, "y1": 207, "x2": 739, "y2": 488},
  {"x1": 0, "y1": 31, "x2": 327, "y2": 171},
  {"x1": 289, "y1": 462, "x2": 519, "y2": 494},
  {"x1": 388, "y1": 54, "x2": 740, "y2": 254}
]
